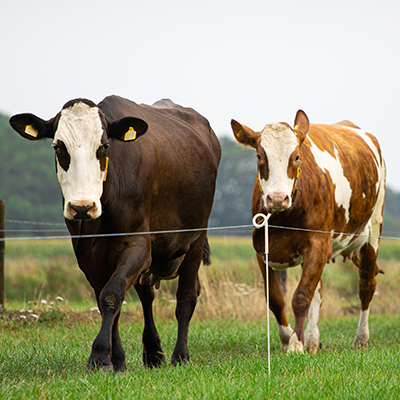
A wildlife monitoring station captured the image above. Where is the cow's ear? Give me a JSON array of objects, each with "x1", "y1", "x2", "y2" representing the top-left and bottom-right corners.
[
  {"x1": 109, "y1": 117, "x2": 148, "y2": 142},
  {"x1": 293, "y1": 110, "x2": 309, "y2": 144},
  {"x1": 9, "y1": 113, "x2": 56, "y2": 140},
  {"x1": 231, "y1": 119, "x2": 260, "y2": 149}
]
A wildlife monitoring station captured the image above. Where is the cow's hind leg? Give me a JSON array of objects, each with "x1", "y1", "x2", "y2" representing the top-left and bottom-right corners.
[
  {"x1": 171, "y1": 232, "x2": 205, "y2": 365},
  {"x1": 134, "y1": 281, "x2": 166, "y2": 368},
  {"x1": 353, "y1": 243, "x2": 380, "y2": 347}
]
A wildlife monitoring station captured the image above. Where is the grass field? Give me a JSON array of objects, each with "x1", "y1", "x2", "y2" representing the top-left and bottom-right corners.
[{"x1": 1, "y1": 236, "x2": 400, "y2": 399}]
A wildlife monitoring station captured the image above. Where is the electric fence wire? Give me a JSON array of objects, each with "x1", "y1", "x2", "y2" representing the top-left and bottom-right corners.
[{"x1": 2, "y1": 218, "x2": 400, "y2": 242}]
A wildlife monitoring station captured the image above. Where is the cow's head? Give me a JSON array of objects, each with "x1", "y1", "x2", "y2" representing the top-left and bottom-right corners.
[
  {"x1": 231, "y1": 110, "x2": 309, "y2": 212},
  {"x1": 9, "y1": 99, "x2": 148, "y2": 220}
]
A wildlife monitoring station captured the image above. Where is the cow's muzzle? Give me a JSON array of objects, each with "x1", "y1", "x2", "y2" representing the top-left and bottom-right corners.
[
  {"x1": 266, "y1": 193, "x2": 290, "y2": 211},
  {"x1": 69, "y1": 203, "x2": 95, "y2": 220}
]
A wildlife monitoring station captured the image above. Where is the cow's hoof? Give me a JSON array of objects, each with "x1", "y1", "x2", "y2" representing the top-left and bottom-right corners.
[
  {"x1": 171, "y1": 354, "x2": 189, "y2": 366},
  {"x1": 353, "y1": 337, "x2": 369, "y2": 348},
  {"x1": 287, "y1": 333, "x2": 304, "y2": 353},
  {"x1": 85, "y1": 361, "x2": 114, "y2": 373},
  {"x1": 143, "y1": 351, "x2": 166, "y2": 368}
]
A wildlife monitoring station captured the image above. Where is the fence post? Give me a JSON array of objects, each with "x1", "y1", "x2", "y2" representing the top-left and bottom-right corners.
[{"x1": 0, "y1": 199, "x2": 4, "y2": 309}]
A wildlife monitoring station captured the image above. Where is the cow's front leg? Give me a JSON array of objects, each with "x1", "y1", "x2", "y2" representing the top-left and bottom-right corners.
[
  {"x1": 110, "y1": 310, "x2": 126, "y2": 372},
  {"x1": 304, "y1": 279, "x2": 323, "y2": 353},
  {"x1": 86, "y1": 303, "x2": 116, "y2": 371},
  {"x1": 86, "y1": 238, "x2": 151, "y2": 371},
  {"x1": 289, "y1": 236, "x2": 328, "y2": 353},
  {"x1": 257, "y1": 254, "x2": 294, "y2": 351}
]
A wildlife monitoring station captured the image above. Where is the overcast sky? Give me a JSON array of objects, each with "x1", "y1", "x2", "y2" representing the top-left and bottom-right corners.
[{"x1": 1, "y1": 1, "x2": 400, "y2": 190}]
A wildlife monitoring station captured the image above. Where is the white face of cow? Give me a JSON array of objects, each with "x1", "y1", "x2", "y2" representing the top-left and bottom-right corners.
[
  {"x1": 257, "y1": 123, "x2": 300, "y2": 211},
  {"x1": 231, "y1": 111, "x2": 309, "y2": 213},
  {"x1": 53, "y1": 102, "x2": 106, "y2": 220}
]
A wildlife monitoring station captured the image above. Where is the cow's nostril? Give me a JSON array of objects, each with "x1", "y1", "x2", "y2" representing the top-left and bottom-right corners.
[{"x1": 70, "y1": 204, "x2": 93, "y2": 220}]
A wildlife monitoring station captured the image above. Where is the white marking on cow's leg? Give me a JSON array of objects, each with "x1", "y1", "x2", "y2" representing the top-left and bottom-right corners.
[
  {"x1": 288, "y1": 332, "x2": 304, "y2": 353},
  {"x1": 277, "y1": 323, "x2": 294, "y2": 352},
  {"x1": 353, "y1": 308, "x2": 370, "y2": 347},
  {"x1": 304, "y1": 281, "x2": 322, "y2": 352}
]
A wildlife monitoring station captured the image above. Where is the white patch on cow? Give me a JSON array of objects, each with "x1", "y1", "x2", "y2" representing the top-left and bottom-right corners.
[
  {"x1": 330, "y1": 224, "x2": 369, "y2": 261},
  {"x1": 277, "y1": 323, "x2": 294, "y2": 351},
  {"x1": 304, "y1": 281, "x2": 321, "y2": 351},
  {"x1": 353, "y1": 308, "x2": 370, "y2": 347},
  {"x1": 369, "y1": 182, "x2": 385, "y2": 253},
  {"x1": 269, "y1": 254, "x2": 303, "y2": 270},
  {"x1": 54, "y1": 102, "x2": 104, "y2": 219},
  {"x1": 259, "y1": 123, "x2": 298, "y2": 207},
  {"x1": 308, "y1": 137, "x2": 352, "y2": 222},
  {"x1": 288, "y1": 332, "x2": 304, "y2": 353}
]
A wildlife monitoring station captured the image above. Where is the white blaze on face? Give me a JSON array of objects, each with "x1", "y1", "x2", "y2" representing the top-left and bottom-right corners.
[
  {"x1": 54, "y1": 102, "x2": 105, "y2": 219},
  {"x1": 259, "y1": 122, "x2": 298, "y2": 209},
  {"x1": 308, "y1": 137, "x2": 352, "y2": 223}
]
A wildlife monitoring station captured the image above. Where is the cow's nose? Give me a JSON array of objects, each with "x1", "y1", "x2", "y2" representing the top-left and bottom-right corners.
[
  {"x1": 266, "y1": 193, "x2": 290, "y2": 211},
  {"x1": 70, "y1": 203, "x2": 94, "y2": 220}
]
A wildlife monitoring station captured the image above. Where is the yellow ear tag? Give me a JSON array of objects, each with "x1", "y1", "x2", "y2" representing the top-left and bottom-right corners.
[
  {"x1": 103, "y1": 157, "x2": 109, "y2": 182},
  {"x1": 124, "y1": 127, "x2": 137, "y2": 141},
  {"x1": 25, "y1": 124, "x2": 38, "y2": 137},
  {"x1": 236, "y1": 129, "x2": 242, "y2": 138},
  {"x1": 294, "y1": 125, "x2": 299, "y2": 130}
]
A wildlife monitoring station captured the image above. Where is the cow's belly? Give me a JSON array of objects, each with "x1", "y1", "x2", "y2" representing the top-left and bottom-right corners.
[
  {"x1": 267, "y1": 254, "x2": 303, "y2": 270},
  {"x1": 266, "y1": 223, "x2": 370, "y2": 270},
  {"x1": 330, "y1": 223, "x2": 369, "y2": 261}
]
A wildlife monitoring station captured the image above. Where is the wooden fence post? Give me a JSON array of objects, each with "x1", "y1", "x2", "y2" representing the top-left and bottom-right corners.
[{"x1": 0, "y1": 199, "x2": 4, "y2": 309}]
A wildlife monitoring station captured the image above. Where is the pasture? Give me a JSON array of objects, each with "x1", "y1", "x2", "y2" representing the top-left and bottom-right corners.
[{"x1": 1, "y1": 236, "x2": 400, "y2": 399}]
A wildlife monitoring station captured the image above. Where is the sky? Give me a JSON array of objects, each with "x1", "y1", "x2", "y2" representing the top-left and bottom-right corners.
[{"x1": 1, "y1": 0, "x2": 400, "y2": 190}]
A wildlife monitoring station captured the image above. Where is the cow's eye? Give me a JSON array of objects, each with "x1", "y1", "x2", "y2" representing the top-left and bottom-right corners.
[
  {"x1": 256, "y1": 154, "x2": 262, "y2": 163},
  {"x1": 52, "y1": 143, "x2": 61, "y2": 154},
  {"x1": 97, "y1": 142, "x2": 110, "y2": 158},
  {"x1": 295, "y1": 155, "x2": 300, "y2": 162}
]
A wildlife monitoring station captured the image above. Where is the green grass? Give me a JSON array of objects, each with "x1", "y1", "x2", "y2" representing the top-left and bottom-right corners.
[
  {"x1": 2, "y1": 237, "x2": 400, "y2": 398},
  {"x1": 0, "y1": 315, "x2": 399, "y2": 399}
]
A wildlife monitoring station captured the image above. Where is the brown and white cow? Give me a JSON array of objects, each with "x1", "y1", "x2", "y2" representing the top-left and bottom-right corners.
[
  {"x1": 10, "y1": 95, "x2": 221, "y2": 370},
  {"x1": 231, "y1": 110, "x2": 385, "y2": 352}
]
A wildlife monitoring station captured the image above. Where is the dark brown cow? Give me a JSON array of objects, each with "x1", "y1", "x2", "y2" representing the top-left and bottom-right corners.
[
  {"x1": 231, "y1": 110, "x2": 385, "y2": 352},
  {"x1": 10, "y1": 95, "x2": 221, "y2": 370}
]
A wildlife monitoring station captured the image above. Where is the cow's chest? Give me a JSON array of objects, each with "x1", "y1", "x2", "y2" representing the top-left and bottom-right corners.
[{"x1": 253, "y1": 229, "x2": 305, "y2": 270}]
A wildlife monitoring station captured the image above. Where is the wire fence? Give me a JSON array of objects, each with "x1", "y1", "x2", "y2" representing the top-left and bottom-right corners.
[{"x1": 2, "y1": 218, "x2": 400, "y2": 242}]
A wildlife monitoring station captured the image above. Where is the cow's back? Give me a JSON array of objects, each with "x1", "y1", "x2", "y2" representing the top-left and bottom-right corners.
[{"x1": 303, "y1": 122, "x2": 385, "y2": 231}]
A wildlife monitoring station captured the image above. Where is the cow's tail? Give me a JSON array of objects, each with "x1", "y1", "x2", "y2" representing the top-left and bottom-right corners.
[{"x1": 202, "y1": 236, "x2": 212, "y2": 266}]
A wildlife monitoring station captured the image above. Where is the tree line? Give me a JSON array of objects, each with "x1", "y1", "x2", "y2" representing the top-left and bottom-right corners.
[{"x1": 1, "y1": 113, "x2": 399, "y2": 237}]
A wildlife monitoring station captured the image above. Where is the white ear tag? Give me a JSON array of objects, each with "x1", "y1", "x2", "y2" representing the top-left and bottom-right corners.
[
  {"x1": 25, "y1": 124, "x2": 38, "y2": 137},
  {"x1": 124, "y1": 127, "x2": 137, "y2": 141}
]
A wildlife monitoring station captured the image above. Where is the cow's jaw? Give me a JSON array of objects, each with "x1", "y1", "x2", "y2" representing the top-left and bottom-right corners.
[
  {"x1": 54, "y1": 102, "x2": 105, "y2": 220},
  {"x1": 259, "y1": 122, "x2": 298, "y2": 212}
]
